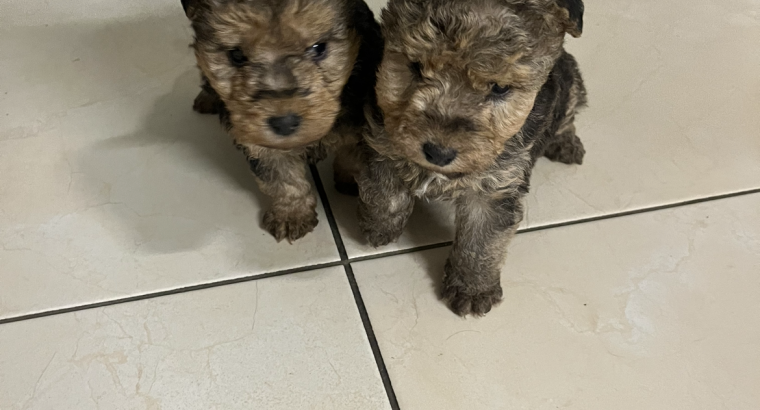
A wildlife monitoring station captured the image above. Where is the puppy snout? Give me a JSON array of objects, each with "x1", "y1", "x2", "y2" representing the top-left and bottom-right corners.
[
  {"x1": 268, "y1": 114, "x2": 302, "y2": 136},
  {"x1": 422, "y1": 142, "x2": 457, "y2": 167}
]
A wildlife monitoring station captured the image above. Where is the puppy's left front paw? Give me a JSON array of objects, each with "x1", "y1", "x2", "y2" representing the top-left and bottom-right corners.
[
  {"x1": 263, "y1": 208, "x2": 318, "y2": 243},
  {"x1": 442, "y1": 280, "x2": 503, "y2": 317}
]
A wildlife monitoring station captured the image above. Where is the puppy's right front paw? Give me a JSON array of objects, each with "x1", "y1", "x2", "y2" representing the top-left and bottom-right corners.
[
  {"x1": 361, "y1": 226, "x2": 403, "y2": 248},
  {"x1": 357, "y1": 205, "x2": 409, "y2": 247},
  {"x1": 263, "y1": 208, "x2": 318, "y2": 243}
]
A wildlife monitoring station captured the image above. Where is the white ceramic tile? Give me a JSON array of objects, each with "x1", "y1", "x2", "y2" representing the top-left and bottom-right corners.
[
  {"x1": 0, "y1": 4, "x2": 340, "y2": 319},
  {"x1": 353, "y1": 193, "x2": 760, "y2": 410},
  {"x1": 0, "y1": 0, "x2": 178, "y2": 26},
  {"x1": 320, "y1": 0, "x2": 760, "y2": 257},
  {"x1": 365, "y1": 0, "x2": 386, "y2": 16},
  {"x1": 0, "y1": 267, "x2": 391, "y2": 410}
]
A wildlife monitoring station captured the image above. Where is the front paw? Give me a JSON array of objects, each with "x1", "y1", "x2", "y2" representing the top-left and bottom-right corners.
[
  {"x1": 263, "y1": 208, "x2": 318, "y2": 243},
  {"x1": 544, "y1": 134, "x2": 585, "y2": 165},
  {"x1": 442, "y1": 272, "x2": 503, "y2": 317},
  {"x1": 357, "y1": 203, "x2": 408, "y2": 247},
  {"x1": 362, "y1": 226, "x2": 403, "y2": 248}
]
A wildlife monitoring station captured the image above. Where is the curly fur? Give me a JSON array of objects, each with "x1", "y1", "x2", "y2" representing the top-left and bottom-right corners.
[
  {"x1": 357, "y1": 0, "x2": 587, "y2": 316},
  {"x1": 182, "y1": 0, "x2": 383, "y2": 242}
]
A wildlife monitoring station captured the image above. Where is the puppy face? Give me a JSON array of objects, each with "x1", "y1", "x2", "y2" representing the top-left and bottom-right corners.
[
  {"x1": 376, "y1": 0, "x2": 582, "y2": 176},
  {"x1": 185, "y1": 0, "x2": 360, "y2": 149}
]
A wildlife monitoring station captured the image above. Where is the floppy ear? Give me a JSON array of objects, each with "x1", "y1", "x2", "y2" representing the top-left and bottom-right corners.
[{"x1": 555, "y1": 0, "x2": 584, "y2": 37}]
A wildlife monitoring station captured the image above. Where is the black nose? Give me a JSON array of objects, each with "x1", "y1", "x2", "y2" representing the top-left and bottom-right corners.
[
  {"x1": 268, "y1": 114, "x2": 302, "y2": 136},
  {"x1": 422, "y1": 142, "x2": 457, "y2": 167}
]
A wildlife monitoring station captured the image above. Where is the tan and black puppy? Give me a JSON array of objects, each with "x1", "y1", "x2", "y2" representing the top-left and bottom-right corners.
[
  {"x1": 182, "y1": 0, "x2": 382, "y2": 242},
  {"x1": 358, "y1": 0, "x2": 587, "y2": 316}
]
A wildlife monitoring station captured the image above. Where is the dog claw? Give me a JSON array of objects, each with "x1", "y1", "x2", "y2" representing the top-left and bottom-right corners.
[
  {"x1": 442, "y1": 282, "x2": 503, "y2": 317},
  {"x1": 263, "y1": 209, "x2": 318, "y2": 243}
]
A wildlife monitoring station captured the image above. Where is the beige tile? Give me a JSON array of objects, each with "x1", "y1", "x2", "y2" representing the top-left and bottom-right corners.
[
  {"x1": 0, "y1": 267, "x2": 391, "y2": 410},
  {"x1": 364, "y1": 0, "x2": 387, "y2": 16},
  {"x1": 0, "y1": 0, "x2": 178, "y2": 26},
  {"x1": 353, "y1": 194, "x2": 760, "y2": 410},
  {"x1": 320, "y1": 0, "x2": 760, "y2": 256},
  {"x1": 0, "y1": 7, "x2": 339, "y2": 319}
]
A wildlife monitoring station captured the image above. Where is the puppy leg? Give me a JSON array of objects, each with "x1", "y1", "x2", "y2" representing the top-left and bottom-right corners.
[
  {"x1": 544, "y1": 65, "x2": 586, "y2": 165},
  {"x1": 193, "y1": 75, "x2": 222, "y2": 115},
  {"x1": 442, "y1": 191, "x2": 524, "y2": 316},
  {"x1": 249, "y1": 154, "x2": 319, "y2": 243},
  {"x1": 357, "y1": 157, "x2": 414, "y2": 247},
  {"x1": 333, "y1": 143, "x2": 362, "y2": 197},
  {"x1": 543, "y1": 127, "x2": 585, "y2": 165}
]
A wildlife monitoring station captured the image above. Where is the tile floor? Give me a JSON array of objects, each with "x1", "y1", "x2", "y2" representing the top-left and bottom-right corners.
[{"x1": 1, "y1": 0, "x2": 758, "y2": 409}]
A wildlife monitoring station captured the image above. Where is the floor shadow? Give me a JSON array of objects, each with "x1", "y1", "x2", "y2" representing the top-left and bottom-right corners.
[
  {"x1": 415, "y1": 246, "x2": 450, "y2": 297},
  {"x1": 54, "y1": 14, "x2": 275, "y2": 255},
  {"x1": 79, "y1": 70, "x2": 271, "y2": 254},
  {"x1": 95, "y1": 70, "x2": 263, "y2": 202}
]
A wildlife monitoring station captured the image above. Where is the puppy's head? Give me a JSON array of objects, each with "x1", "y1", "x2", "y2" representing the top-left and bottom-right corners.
[
  {"x1": 376, "y1": 0, "x2": 583, "y2": 176},
  {"x1": 183, "y1": 0, "x2": 365, "y2": 149}
]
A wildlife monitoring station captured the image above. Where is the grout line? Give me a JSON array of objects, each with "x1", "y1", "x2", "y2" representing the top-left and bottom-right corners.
[
  {"x1": 309, "y1": 164, "x2": 349, "y2": 260},
  {"x1": 2, "y1": 186, "x2": 757, "y2": 327},
  {"x1": 309, "y1": 165, "x2": 401, "y2": 410},
  {"x1": 0, "y1": 260, "x2": 343, "y2": 326},
  {"x1": 346, "y1": 187, "x2": 760, "y2": 265},
  {"x1": 344, "y1": 263, "x2": 401, "y2": 410},
  {"x1": 516, "y1": 187, "x2": 760, "y2": 235},
  {"x1": 348, "y1": 241, "x2": 454, "y2": 264}
]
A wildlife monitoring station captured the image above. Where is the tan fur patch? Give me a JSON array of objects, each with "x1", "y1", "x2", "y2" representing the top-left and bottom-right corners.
[
  {"x1": 194, "y1": 0, "x2": 360, "y2": 149},
  {"x1": 371, "y1": 0, "x2": 572, "y2": 175}
]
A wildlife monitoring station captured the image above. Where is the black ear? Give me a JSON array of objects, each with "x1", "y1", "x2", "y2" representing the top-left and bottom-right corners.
[
  {"x1": 556, "y1": 0, "x2": 584, "y2": 37},
  {"x1": 181, "y1": 0, "x2": 191, "y2": 15}
]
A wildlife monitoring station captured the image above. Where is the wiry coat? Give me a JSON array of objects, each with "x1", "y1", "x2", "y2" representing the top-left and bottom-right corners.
[
  {"x1": 182, "y1": 0, "x2": 383, "y2": 241},
  {"x1": 357, "y1": 0, "x2": 587, "y2": 316}
]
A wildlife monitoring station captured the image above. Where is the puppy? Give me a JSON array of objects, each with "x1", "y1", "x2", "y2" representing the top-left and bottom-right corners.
[
  {"x1": 358, "y1": 0, "x2": 587, "y2": 316},
  {"x1": 182, "y1": 0, "x2": 382, "y2": 242}
]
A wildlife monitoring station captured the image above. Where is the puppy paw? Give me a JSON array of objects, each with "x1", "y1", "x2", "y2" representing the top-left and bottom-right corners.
[
  {"x1": 357, "y1": 206, "x2": 409, "y2": 248},
  {"x1": 361, "y1": 226, "x2": 403, "y2": 248},
  {"x1": 544, "y1": 134, "x2": 585, "y2": 165},
  {"x1": 192, "y1": 89, "x2": 220, "y2": 114},
  {"x1": 442, "y1": 281, "x2": 503, "y2": 317},
  {"x1": 263, "y1": 208, "x2": 318, "y2": 243}
]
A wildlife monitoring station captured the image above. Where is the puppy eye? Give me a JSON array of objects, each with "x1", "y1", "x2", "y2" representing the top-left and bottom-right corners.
[
  {"x1": 409, "y1": 62, "x2": 423, "y2": 79},
  {"x1": 228, "y1": 48, "x2": 248, "y2": 67},
  {"x1": 490, "y1": 83, "x2": 511, "y2": 97},
  {"x1": 308, "y1": 42, "x2": 328, "y2": 62}
]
